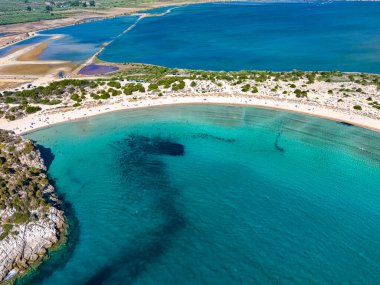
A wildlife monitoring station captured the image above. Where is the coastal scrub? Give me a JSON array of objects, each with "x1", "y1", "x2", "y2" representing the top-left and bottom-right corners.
[{"x1": 0, "y1": 130, "x2": 66, "y2": 282}]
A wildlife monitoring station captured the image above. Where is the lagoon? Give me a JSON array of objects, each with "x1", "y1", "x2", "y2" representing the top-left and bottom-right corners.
[
  {"x1": 21, "y1": 105, "x2": 380, "y2": 285},
  {"x1": 0, "y1": 35, "x2": 50, "y2": 57},
  {"x1": 99, "y1": 2, "x2": 380, "y2": 72},
  {"x1": 38, "y1": 16, "x2": 138, "y2": 62},
  {"x1": 4, "y1": 2, "x2": 380, "y2": 73}
]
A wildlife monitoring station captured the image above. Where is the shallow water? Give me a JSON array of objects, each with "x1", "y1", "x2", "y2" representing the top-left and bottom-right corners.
[
  {"x1": 78, "y1": 64, "x2": 119, "y2": 75},
  {"x1": 23, "y1": 105, "x2": 380, "y2": 285},
  {"x1": 0, "y1": 35, "x2": 50, "y2": 57},
  {"x1": 99, "y1": 2, "x2": 380, "y2": 72},
  {"x1": 38, "y1": 16, "x2": 138, "y2": 62}
]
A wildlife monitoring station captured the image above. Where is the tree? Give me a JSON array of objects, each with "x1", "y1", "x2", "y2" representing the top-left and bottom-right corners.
[
  {"x1": 46, "y1": 5, "x2": 53, "y2": 12},
  {"x1": 70, "y1": 0, "x2": 80, "y2": 6},
  {"x1": 27, "y1": 6, "x2": 32, "y2": 11},
  {"x1": 89, "y1": 0, "x2": 96, "y2": 6}
]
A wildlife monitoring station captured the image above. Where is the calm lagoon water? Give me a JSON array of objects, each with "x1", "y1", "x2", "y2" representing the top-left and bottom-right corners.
[
  {"x1": 4, "y1": 2, "x2": 380, "y2": 72},
  {"x1": 141, "y1": 5, "x2": 177, "y2": 14},
  {"x1": 99, "y1": 2, "x2": 380, "y2": 72},
  {"x1": 38, "y1": 16, "x2": 138, "y2": 62},
  {"x1": 0, "y1": 35, "x2": 51, "y2": 57},
  {"x1": 22, "y1": 105, "x2": 380, "y2": 285}
]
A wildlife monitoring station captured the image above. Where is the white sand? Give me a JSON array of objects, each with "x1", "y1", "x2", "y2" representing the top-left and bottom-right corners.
[{"x1": 1, "y1": 94, "x2": 379, "y2": 135}]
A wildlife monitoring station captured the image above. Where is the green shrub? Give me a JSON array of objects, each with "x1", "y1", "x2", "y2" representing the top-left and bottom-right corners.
[
  {"x1": 148, "y1": 83, "x2": 159, "y2": 91},
  {"x1": 241, "y1": 84, "x2": 250, "y2": 92},
  {"x1": 4, "y1": 97, "x2": 16, "y2": 104},
  {"x1": 25, "y1": 106, "x2": 41, "y2": 114},
  {"x1": 353, "y1": 105, "x2": 362, "y2": 110},
  {"x1": 306, "y1": 73, "x2": 315, "y2": 84},
  {"x1": 157, "y1": 77, "x2": 179, "y2": 88},
  {"x1": 0, "y1": 224, "x2": 13, "y2": 240},
  {"x1": 9, "y1": 212, "x2": 30, "y2": 224},
  {"x1": 100, "y1": 93, "x2": 110, "y2": 99},
  {"x1": 172, "y1": 81, "x2": 185, "y2": 91},
  {"x1": 70, "y1": 93, "x2": 81, "y2": 102},
  {"x1": 23, "y1": 142, "x2": 34, "y2": 153},
  {"x1": 90, "y1": 93, "x2": 100, "y2": 100},
  {"x1": 108, "y1": 88, "x2": 121, "y2": 96},
  {"x1": 294, "y1": 89, "x2": 308, "y2": 98},
  {"x1": 107, "y1": 81, "x2": 121, "y2": 89},
  {"x1": 123, "y1": 83, "x2": 145, "y2": 95}
]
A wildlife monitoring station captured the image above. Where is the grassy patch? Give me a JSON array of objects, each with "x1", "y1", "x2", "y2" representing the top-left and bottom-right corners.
[
  {"x1": 0, "y1": 224, "x2": 13, "y2": 240},
  {"x1": 9, "y1": 212, "x2": 30, "y2": 224}
]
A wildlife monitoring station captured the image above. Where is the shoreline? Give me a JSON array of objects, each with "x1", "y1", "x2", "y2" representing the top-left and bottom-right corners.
[
  {"x1": 3, "y1": 222, "x2": 68, "y2": 284},
  {"x1": 0, "y1": 130, "x2": 67, "y2": 284},
  {"x1": 1, "y1": 95, "x2": 379, "y2": 135}
]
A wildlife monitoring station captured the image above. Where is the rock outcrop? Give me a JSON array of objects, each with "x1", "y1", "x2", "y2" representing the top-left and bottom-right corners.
[{"x1": 0, "y1": 130, "x2": 65, "y2": 282}]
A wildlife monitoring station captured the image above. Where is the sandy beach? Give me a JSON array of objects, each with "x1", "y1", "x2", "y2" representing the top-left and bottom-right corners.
[
  {"x1": 0, "y1": 8, "x2": 379, "y2": 136},
  {"x1": 1, "y1": 94, "x2": 379, "y2": 135}
]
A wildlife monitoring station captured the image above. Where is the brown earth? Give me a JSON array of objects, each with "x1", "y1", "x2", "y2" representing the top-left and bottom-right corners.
[
  {"x1": 17, "y1": 42, "x2": 48, "y2": 61},
  {"x1": 0, "y1": 79, "x2": 31, "y2": 90},
  {"x1": 0, "y1": 63, "x2": 75, "y2": 76}
]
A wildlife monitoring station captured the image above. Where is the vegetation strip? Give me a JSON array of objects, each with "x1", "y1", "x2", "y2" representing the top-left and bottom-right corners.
[{"x1": 1, "y1": 65, "x2": 379, "y2": 122}]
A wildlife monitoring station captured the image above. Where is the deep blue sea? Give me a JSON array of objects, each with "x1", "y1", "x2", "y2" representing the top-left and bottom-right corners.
[
  {"x1": 99, "y1": 2, "x2": 380, "y2": 72},
  {"x1": 22, "y1": 105, "x2": 380, "y2": 285}
]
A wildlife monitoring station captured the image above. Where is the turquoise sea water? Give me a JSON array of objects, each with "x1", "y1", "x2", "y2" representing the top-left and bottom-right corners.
[
  {"x1": 22, "y1": 105, "x2": 380, "y2": 285},
  {"x1": 99, "y1": 2, "x2": 380, "y2": 72}
]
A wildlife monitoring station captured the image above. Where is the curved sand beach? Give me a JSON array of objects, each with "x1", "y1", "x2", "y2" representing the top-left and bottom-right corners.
[{"x1": 1, "y1": 94, "x2": 379, "y2": 135}]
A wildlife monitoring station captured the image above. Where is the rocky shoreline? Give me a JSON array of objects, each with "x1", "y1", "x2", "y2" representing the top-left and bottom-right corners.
[{"x1": 0, "y1": 130, "x2": 65, "y2": 282}]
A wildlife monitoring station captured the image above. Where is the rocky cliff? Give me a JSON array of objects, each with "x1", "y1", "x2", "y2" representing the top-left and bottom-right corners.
[{"x1": 0, "y1": 130, "x2": 65, "y2": 282}]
